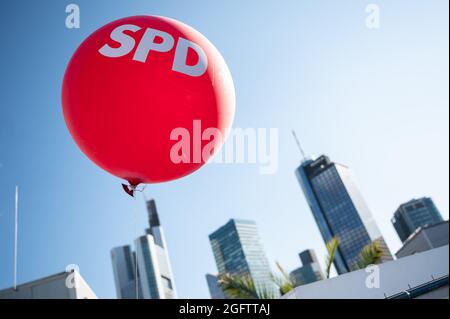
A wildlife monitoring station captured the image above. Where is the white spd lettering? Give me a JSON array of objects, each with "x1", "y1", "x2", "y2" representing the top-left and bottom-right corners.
[{"x1": 98, "y1": 24, "x2": 208, "y2": 77}]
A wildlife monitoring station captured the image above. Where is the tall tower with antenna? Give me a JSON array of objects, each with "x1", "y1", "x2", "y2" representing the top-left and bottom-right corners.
[
  {"x1": 111, "y1": 199, "x2": 177, "y2": 299},
  {"x1": 295, "y1": 154, "x2": 393, "y2": 274}
]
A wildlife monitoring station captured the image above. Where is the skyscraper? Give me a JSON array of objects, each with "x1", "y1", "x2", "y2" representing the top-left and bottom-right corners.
[
  {"x1": 299, "y1": 249, "x2": 319, "y2": 266},
  {"x1": 391, "y1": 197, "x2": 444, "y2": 242},
  {"x1": 208, "y1": 219, "x2": 277, "y2": 297},
  {"x1": 111, "y1": 245, "x2": 141, "y2": 299},
  {"x1": 111, "y1": 199, "x2": 177, "y2": 299},
  {"x1": 205, "y1": 274, "x2": 226, "y2": 299},
  {"x1": 296, "y1": 155, "x2": 392, "y2": 274},
  {"x1": 290, "y1": 249, "x2": 324, "y2": 286}
]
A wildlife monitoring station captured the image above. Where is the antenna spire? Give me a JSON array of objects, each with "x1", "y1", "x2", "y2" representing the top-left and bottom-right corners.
[{"x1": 291, "y1": 130, "x2": 306, "y2": 160}]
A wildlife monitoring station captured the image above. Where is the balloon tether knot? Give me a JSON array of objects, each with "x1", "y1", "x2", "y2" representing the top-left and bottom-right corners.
[{"x1": 122, "y1": 183, "x2": 146, "y2": 197}]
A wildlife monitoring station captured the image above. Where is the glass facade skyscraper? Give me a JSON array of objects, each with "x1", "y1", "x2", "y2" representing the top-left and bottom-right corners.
[
  {"x1": 209, "y1": 219, "x2": 277, "y2": 297},
  {"x1": 289, "y1": 249, "x2": 324, "y2": 286},
  {"x1": 111, "y1": 199, "x2": 177, "y2": 299},
  {"x1": 111, "y1": 245, "x2": 141, "y2": 299},
  {"x1": 296, "y1": 155, "x2": 393, "y2": 274},
  {"x1": 205, "y1": 274, "x2": 226, "y2": 299},
  {"x1": 391, "y1": 197, "x2": 444, "y2": 242}
]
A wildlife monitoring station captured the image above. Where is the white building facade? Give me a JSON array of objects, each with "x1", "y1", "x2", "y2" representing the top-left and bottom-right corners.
[{"x1": 0, "y1": 271, "x2": 97, "y2": 299}]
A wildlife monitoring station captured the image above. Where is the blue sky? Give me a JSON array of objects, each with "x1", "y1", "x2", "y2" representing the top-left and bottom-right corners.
[{"x1": 0, "y1": 0, "x2": 448, "y2": 298}]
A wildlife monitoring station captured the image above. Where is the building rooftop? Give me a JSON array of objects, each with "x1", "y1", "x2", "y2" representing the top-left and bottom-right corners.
[
  {"x1": 282, "y1": 245, "x2": 449, "y2": 299},
  {"x1": 402, "y1": 220, "x2": 448, "y2": 245},
  {"x1": 0, "y1": 271, "x2": 97, "y2": 299}
]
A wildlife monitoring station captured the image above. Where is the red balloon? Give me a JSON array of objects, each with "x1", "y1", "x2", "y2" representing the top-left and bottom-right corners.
[{"x1": 62, "y1": 16, "x2": 235, "y2": 185}]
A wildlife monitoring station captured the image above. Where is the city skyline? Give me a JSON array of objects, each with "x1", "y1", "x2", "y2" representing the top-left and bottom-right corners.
[{"x1": 0, "y1": 0, "x2": 448, "y2": 298}]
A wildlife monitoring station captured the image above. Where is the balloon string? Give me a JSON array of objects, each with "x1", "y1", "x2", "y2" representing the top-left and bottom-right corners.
[{"x1": 136, "y1": 184, "x2": 147, "y2": 193}]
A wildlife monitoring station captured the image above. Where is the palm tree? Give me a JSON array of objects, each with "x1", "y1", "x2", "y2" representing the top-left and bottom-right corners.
[
  {"x1": 352, "y1": 240, "x2": 384, "y2": 270},
  {"x1": 271, "y1": 262, "x2": 295, "y2": 295},
  {"x1": 218, "y1": 237, "x2": 384, "y2": 298},
  {"x1": 218, "y1": 262, "x2": 296, "y2": 299},
  {"x1": 218, "y1": 273, "x2": 278, "y2": 299},
  {"x1": 324, "y1": 237, "x2": 340, "y2": 279}
]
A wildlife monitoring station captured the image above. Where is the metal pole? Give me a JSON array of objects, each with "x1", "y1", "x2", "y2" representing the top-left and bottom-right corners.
[
  {"x1": 14, "y1": 186, "x2": 19, "y2": 290},
  {"x1": 134, "y1": 197, "x2": 139, "y2": 299}
]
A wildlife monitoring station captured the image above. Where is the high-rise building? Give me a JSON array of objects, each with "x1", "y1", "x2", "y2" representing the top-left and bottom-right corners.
[
  {"x1": 299, "y1": 249, "x2": 319, "y2": 266},
  {"x1": 290, "y1": 249, "x2": 324, "y2": 286},
  {"x1": 111, "y1": 245, "x2": 141, "y2": 299},
  {"x1": 208, "y1": 219, "x2": 277, "y2": 297},
  {"x1": 111, "y1": 199, "x2": 177, "y2": 299},
  {"x1": 296, "y1": 155, "x2": 393, "y2": 274},
  {"x1": 205, "y1": 274, "x2": 226, "y2": 299},
  {"x1": 391, "y1": 197, "x2": 444, "y2": 243}
]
